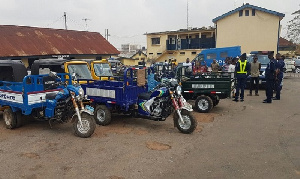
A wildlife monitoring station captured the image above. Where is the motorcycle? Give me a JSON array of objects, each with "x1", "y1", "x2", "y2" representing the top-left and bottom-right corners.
[{"x1": 136, "y1": 76, "x2": 197, "y2": 134}]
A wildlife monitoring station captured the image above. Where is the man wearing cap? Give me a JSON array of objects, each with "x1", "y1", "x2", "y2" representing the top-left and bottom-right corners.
[
  {"x1": 247, "y1": 55, "x2": 261, "y2": 96},
  {"x1": 233, "y1": 53, "x2": 250, "y2": 102},
  {"x1": 263, "y1": 52, "x2": 276, "y2": 103}
]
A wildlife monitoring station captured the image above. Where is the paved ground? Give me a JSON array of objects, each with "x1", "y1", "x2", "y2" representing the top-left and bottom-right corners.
[{"x1": 0, "y1": 76, "x2": 299, "y2": 179}]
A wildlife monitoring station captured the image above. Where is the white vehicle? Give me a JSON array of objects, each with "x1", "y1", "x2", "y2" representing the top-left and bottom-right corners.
[{"x1": 284, "y1": 58, "x2": 295, "y2": 73}]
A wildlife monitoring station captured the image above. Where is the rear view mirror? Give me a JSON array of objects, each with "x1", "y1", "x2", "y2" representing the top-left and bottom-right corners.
[
  {"x1": 154, "y1": 73, "x2": 161, "y2": 82},
  {"x1": 72, "y1": 73, "x2": 77, "y2": 81}
]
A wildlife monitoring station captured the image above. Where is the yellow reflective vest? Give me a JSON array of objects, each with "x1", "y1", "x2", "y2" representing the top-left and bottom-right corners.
[{"x1": 237, "y1": 60, "x2": 247, "y2": 74}]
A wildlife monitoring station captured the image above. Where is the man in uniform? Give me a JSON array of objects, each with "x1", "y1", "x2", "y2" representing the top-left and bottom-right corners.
[
  {"x1": 248, "y1": 55, "x2": 261, "y2": 96},
  {"x1": 274, "y1": 53, "x2": 285, "y2": 100},
  {"x1": 233, "y1": 53, "x2": 250, "y2": 102},
  {"x1": 263, "y1": 52, "x2": 276, "y2": 103}
]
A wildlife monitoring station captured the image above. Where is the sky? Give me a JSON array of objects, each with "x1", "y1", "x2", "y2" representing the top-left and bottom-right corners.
[{"x1": 0, "y1": 0, "x2": 298, "y2": 49}]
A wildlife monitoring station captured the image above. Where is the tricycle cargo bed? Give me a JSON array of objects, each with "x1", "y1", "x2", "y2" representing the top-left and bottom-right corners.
[
  {"x1": 81, "y1": 80, "x2": 147, "y2": 110},
  {"x1": 180, "y1": 74, "x2": 232, "y2": 99},
  {"x1": 0, "y1": 73, "x2": 71, "y2": 115}
]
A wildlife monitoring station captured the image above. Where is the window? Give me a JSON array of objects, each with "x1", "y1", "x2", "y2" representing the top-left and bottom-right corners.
[
  {"x1": 239, "y1": 10, "x2": 243, "y2": 17},
  {"x1": 245, "y1": 10, "x2": 249, "y2": 16},
  {"x1": 220, "y1": 52, "x2": 228, "y2": 58},
  {"x1": 192, "y1": 51, "x2": 197, "y2": 55},
  {"x1": 151, "y1": 38, "x2": 160, "y2": 45},
  {"x1": 149, "y1": 53, "x2": 153, "y2": 55},
  {"x1": 207, "y1": 53, "x2": 217, "y2": 59},
  {"x1": 252, "y1": 9, "x2": 255, "y2": 16},
  {"x1": 157, "y1": 53, "x2": 162, "y2": 55},
  {"x1": 180, "y1": 52, "x2": 185, "y2": 55}
]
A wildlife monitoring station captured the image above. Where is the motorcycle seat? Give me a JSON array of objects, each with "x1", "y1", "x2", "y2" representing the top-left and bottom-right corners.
[
  {"x1": 138, "y1": 92, "x2": 152, "y2": 100},
  {"x1": 46, "y1": 92, "x2": 57, "y2": 100}
]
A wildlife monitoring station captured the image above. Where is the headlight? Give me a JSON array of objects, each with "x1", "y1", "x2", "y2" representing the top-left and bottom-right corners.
[
  {"x1": 262, "y1": 71, "x2": 265, "y2": 76},
  {"x1": 78, "y1": 87, "x2": 84, "y2": 97},
  {"x1": 176, "y1": 85, "x2": 182, "y2": 96}
]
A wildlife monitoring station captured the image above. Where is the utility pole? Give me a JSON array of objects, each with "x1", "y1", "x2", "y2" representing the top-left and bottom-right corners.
[
  {"x1": 82, "y1": 18, "x2": 91, "y2": 31},
  {"x1": 187, "y1": 0, "x2": 189, "y2": 29},
  {"x1": 64, "y1": 12, "x2": 67, "y2": 30},
  {"x1": 105, "y1": 29, "x2": 110, "y2": 41}
]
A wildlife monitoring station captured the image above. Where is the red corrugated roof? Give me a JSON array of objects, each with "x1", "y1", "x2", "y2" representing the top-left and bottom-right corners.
[
  {"x1": 0, "y1": 25, "x2": 119, "y2": 57},
  {"x1": 279, "y1": 37, "x2": 295, "y2": 47}
]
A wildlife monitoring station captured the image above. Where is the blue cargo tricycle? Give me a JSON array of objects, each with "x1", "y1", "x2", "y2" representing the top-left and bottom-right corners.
[
  {"x1": 0, "y1": 60, "x2": 95, "y2": 138},
  {"x1": 81, "y1": 68, "x2": 197, "y2": 134}
]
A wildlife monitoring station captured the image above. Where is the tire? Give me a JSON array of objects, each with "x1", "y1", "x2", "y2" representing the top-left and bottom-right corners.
[
  {"x1": 213, "y1": 99, "x2": 220, "y2": 106},
  {"x1": 94, "y1": 105, "x2": 111, "y2": 126},
  {"x1": 3, "y1": 108, "x2": 18, "y2": 129},
  {"x1": 195, "y1": 95, "x2": 213, "y2": 113},
  {"x1": 73, "y1": 113, "x2": 96, "y2": 138},
  {"x1": 174, "y1": 109, "x2": 197, "y2": 134},
  {"x1": 296, "y1": 67, "x2": 300, "y2": 74},
  {"x1": 15, "y1": 111, "x2": 22, "y2": 128}
]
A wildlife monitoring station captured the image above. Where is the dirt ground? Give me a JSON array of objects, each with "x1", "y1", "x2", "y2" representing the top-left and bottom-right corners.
[{"x1": 0, "y1": 76, "x2": 299, "y2": 179}]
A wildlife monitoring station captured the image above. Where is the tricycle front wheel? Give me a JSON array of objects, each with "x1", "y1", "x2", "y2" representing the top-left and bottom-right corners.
[
  {"x1": 174, "y1": 109, "x2": 197, "y2": 134},
  {"x1": 73, "y1": 113, "x2": 96, "y2": 138}
]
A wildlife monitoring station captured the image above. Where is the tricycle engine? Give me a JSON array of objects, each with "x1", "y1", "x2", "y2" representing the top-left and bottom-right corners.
[{"x1": 151, "y1": 98, "x2": 171, "y2": 118}]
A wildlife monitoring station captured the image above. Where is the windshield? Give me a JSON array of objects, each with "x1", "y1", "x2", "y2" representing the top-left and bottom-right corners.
[
  {"x1": 94, "y1": 63, "x2": 113, "y2": 76},
  {"x1": 193, "y1": 54, "x2": 206, "y2": 65},
  {"x1": 248, "y1": 55, "x2": 269, "y2": 65},
  {"x1": 67, "y1": 64, "x2": 92, "y2": 79}
]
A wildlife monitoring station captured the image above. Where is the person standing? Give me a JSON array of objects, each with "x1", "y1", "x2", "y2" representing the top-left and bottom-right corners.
[
  {"x1": 211, "y1": 59, "x2": 220, "y2": 73},
  {"x1": 247, "y1": 55, "x2": 261, "y2": 96},
  {"x1": 263, "y1": 52, "x2": 276, "y2": 103},
  {"x1": 228, "y1": 58, "x2": 237, "y2": 98},
  {"x1": 274, "y1": 53, "x2": 285, "y2": 100},
  {"x1": 233, "y1": 53, "x2": 250, "y2": 102}
]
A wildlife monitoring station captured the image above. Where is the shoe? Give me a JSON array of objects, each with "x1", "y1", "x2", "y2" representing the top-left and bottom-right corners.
[
  {"x1": 247, "y1": 94, "x2": 252, "y2": 96},
  {"x1": 263, "y1": 101, "x2": 272, "y2": 103},
  {"x1": 273, "y1": 98, "x2": 280, "y2": 100},
  {"x1": 240, "y1": 99, "x2": 244, "y2": 102},
  {"x1": 232, "y1": 99, "x2": 238, "y2": 102},
  {"x1": 263, "y1": 99, "x2": 268, "y2": 102},
  {"x1": 255, "y1": 93, "x2": 259, "y2": 96}
]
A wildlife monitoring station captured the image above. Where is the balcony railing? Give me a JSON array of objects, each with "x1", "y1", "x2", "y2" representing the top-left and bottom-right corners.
[{"x1": 166, "y1": 37, "x2": 215, "y2": 50}]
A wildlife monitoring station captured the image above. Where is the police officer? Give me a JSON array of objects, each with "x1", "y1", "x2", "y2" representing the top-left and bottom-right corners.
[
  {"x1": 263, "y1": 52, "x2": 276, "y2": 103},
  {"x1": 233, "y1": 53, "x2": 250, "y2": 102},
  {"x1": 274, "y1": 53, "x2": 285, "y2": 100}
]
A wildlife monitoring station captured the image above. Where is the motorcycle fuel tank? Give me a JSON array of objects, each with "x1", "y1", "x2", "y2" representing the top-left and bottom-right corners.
[{"x1": 150, "y1": 87, "x2": 169, "y2": 98}]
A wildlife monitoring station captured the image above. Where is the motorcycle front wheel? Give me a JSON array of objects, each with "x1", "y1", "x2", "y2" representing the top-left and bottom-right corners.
[
  {"x1": 73, "y1": 113, "x2": 96, "y2": 138},
  {"x1": 174, "y1": 109, "x2": 197, "y2": 134}
]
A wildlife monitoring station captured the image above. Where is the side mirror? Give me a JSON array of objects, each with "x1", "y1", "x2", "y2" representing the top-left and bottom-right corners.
[
  {"x1": 154, "y1": 73, "x2": 161, "y2": 82},
  {"x1": 72, "y1": 73, "x2": 77, "y2": 81}
]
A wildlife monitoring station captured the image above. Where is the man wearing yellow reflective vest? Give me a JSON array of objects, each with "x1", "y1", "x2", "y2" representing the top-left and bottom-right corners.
[{"x1": 233, "y1": 53, "x2": 250, "y2": 102}]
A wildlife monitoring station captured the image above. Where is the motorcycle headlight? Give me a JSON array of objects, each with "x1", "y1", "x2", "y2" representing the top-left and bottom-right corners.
[
  {"x1": 78, "y1": 87, "x2": 84, "y2": 97},
  {"x1": 176, "y1": 85, "x2": 182, "y2": 96}
]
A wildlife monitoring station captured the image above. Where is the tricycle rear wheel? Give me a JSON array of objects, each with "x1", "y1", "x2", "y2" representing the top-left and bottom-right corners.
[
  {"x1": 3, "y1": 108, "x2": 21, "y2": 129},
  {"x1": 94, "y1": 105, "x2": 112, "y2": 126},
  {"x1": 73, "y1": 113, "x2": 96, "y2": 138},
  {"x1": 195, "y1": 95, "x2": 213, "y2": 113}
]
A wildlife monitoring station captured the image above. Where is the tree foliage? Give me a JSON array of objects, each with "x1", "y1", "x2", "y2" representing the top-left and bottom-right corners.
[{"x1": 287, "y1": 8, "x2": 300, "y2": 44}]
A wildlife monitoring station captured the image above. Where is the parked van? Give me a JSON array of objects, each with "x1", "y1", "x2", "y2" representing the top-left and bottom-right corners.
[{"x1": 192, "y1": 46, "x2": 241, "y2": 70}]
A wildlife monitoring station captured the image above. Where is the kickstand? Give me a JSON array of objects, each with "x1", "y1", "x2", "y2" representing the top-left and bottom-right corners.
[{"x1": 48, "y1": 120, "x2": 53, "y2": 129}]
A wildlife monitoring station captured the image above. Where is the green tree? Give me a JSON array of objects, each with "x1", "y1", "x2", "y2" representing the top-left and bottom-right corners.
[{"x1": 287, "y1": 8, "x2": 300, "y2": 44}]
